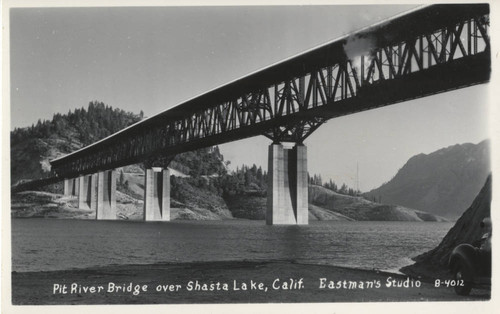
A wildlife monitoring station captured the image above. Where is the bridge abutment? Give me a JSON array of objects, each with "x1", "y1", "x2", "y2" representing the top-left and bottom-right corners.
[
  {"x1": 143, "y1": 168, "x2": 171, "y2": 221},
  {"x1": 266, "y1": 143, "x2": 308, "y2": 225},
  {"x1": 96, "y1": 170, "x2": 117, "y2": 220}
]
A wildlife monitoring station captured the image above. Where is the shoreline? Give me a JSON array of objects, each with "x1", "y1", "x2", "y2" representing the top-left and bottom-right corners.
[
  {"x1": 11, "y1": 260, "x2": 490, "y2": 304},
  {"x1": 11, "y1": 258, "x2": 412, "y2": 275},
  {"x1": 11, "y1": 259, "x2": 406, "y2": 277}
]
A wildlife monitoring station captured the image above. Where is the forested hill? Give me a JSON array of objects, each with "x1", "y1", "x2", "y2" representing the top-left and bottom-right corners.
[
  {"x1": 11, "y1": 101, "x2": 143, "y2": 147},
  {"x1": 11, "y1": 101, "x2": 143, "y2": 184},
  {"x1": 10, "y1": 101, "x2": 239, "y2": 187}
]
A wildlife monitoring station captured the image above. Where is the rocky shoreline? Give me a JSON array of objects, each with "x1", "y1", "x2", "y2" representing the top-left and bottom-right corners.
[{"x1": 11, "y1": 188, "x2": 448, "y2": 222}]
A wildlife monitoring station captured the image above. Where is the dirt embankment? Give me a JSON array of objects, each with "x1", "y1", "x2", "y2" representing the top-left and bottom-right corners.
[
  {"x1": 11, "y1": 190, "x2": 234, "y2": 221},
  {"x1": 308, "y1": 185, "x2": 448, "y2": 222},
  {"x1": 11, "y1": 191, "x2": 95, "y2": 219},
  {"x1": 11, "y1": 190, "x2": 148, "y2": 220}
]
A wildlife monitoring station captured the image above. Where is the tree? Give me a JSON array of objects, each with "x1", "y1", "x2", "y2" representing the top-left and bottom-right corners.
[
  {"x1": 257, "y1": 166, "x2": 264, "y2": 187},
  {"x1": 339, "y1": 183, "x2": 348, "y2": 194},
  {"x1": 323, "y1": 179, "x2": 338, "y2": 192},
  {"x1": 119, "y1": 170, "x2": 125, "y2": 187}
]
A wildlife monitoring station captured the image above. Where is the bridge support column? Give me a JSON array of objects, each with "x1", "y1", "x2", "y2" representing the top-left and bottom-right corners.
[
  {"x1": 78, "y1": 174, "x2": 97, "y2": 211},
  {"x1": 63, "y1": 178, "x2": 79, "y2": 196},
  {"x1": 143, "y1": 168, "x2": 170, "y2": 221},
  {"x1": 96, "y1": 170, "x2": 116, "y2": 220},
  {"x1": 266, "y1": 143, "x2": 308, "y2": 225}
]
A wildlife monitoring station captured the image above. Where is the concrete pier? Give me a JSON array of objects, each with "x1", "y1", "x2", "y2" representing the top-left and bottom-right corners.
[
  {"x1": 293, "y1": 144, "x2": 309, "y2": 224},
  {"x1": 96, "y1": 170, "x2": 117, "y2": 220},
  {"x1": 144, "y1": 168, "x2": 170, "y2": 221},
  {"x1": 63, "y1": 178, "x2": 79, "y2": 196},
  {"x1": 78, "y1": 174, "x2": 97, "y2": 211},
  {"x1": 266, "y1": 143, "x2": 308, "y2": 225}
]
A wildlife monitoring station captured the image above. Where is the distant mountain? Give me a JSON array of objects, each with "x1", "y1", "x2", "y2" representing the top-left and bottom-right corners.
[{"x1": 364, "y1": 140, "x2": 490, "y2": 219}]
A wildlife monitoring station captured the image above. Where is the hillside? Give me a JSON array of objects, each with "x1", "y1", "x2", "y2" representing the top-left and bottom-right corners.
[
  {"x1": 205, "y1": 184, "x2": 446, "y2": 222},
  {"x1": 364, "y1": 140, "x2": 490, "y2": 219},
  {"x1": 309, "y1": 185, "x2": 447, "y2": 222},
  {"x1": 11, "y1": 189, "x2": 232, "y2": 221},
  {"x1": 11, "y1": 101, "x2": 142, "y2": 185},
  {"x1": 401, "y1": 175, "x2": 491, "y2": 278}
]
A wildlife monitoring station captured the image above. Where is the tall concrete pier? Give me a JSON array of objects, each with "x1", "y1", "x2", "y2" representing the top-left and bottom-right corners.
[
  {"x1": 266, "y1": 143, "x2": 308, "y2": 225},
  {"x1": 143, "y1": 168, "x2": 171, "y2": 221},
  {"x1": 78, "y1": 174, "x2": 97, "y2": 211},
  {"x1": 96, "y1": 170, "x2": 116, "y2": 220}
]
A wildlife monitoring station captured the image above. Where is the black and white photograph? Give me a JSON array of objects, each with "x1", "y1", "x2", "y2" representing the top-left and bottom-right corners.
[{"x1": 2, "y1": 1, "x2": 498, "y2": 313}]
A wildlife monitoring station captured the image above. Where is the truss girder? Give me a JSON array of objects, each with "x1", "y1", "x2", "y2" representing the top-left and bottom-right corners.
[
  {"x1": 263, "y1": 118, "x2": 326, "y2": 144},
  {"x1": 51, "y1": 5, "x2": 490, "y2": 178}
]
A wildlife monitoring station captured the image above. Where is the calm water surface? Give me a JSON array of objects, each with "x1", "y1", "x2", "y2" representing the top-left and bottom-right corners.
[{"x1": 12, "y1": 219, "x2": 453, "y2": 273}]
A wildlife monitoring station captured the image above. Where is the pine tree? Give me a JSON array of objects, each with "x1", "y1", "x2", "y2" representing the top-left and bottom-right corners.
[
  {"x1": 339, "y1": 183, "x2": 348, "y2": 194},
  {"x1": 119, "y1": 170, "x2": 125, "y2": 187}
]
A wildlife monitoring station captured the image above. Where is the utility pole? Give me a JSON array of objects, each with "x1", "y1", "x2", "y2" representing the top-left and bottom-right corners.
[{"x1": 356, "y1": 162, "x2": 359, "y2": 192}]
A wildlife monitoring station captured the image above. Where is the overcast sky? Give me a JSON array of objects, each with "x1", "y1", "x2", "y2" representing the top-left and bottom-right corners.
[{"x1": 9, "y1": 5, "x2": 491, "y2": 191}]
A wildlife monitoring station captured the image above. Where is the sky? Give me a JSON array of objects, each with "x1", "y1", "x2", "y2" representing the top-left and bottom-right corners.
[{"x1": 8, "y1": 5, "x2": 491, "y2": 192}]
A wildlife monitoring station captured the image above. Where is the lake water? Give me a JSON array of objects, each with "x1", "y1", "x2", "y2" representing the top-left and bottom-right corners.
[{"x1": 11, "y1": 219, "x2": 453, "y2": 273}]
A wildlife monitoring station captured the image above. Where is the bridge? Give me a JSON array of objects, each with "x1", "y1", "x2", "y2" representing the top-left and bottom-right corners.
[{"x1": 44, "y1": 4, "x2": 490, "y2": 224}]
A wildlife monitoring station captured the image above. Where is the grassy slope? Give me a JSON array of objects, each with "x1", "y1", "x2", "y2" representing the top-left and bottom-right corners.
[
  {"x1": 220, "y1": 184, "x2": 446, "y2": 222},
  {"x1": 308, "y1": 185, "x2": 447, "y2": 222}
]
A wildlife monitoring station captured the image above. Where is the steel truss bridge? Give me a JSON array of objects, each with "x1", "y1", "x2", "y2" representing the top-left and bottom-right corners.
[{"x1": 49, "y1": 4, "x2": 490, "y2": 179}]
